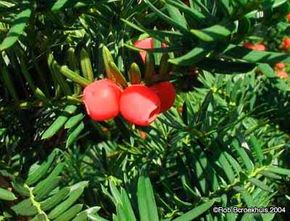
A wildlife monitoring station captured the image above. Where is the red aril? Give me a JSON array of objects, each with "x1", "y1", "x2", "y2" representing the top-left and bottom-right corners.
[
  {"x1": 120, "y1": 84, "x2": 160, "y2": 126},
  {"x1": 150, "y1": 81, "x2": 176, "y2": 113},
  {"x1": 83, "y1": 79, "x2": 122, "y2": 121},
  {"x1": 275, "y1": 63, "x2": 285, "y2": 70},
  {"x1": 134, "y1": 37, "x2": 167, "y2": 63},
  {"x1": 282, "y1": 37, "x2": 290, "y2": 50},
  {"x1": 243, "y1": 42, "x2": 266, "y2": 51}
]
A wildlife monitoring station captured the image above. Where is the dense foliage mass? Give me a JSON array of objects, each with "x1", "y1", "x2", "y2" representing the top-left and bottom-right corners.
[{"x1": 0, "y1": 0, "x2": 290, "y2": 220}]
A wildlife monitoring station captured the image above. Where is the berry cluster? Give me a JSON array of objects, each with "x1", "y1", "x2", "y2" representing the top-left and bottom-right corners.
[
  {"x1": 83, "y1": 79, "x2": 176, "y2": 126},
  {"x1": 82, "y1": 36, "x2": 177, "y2": 126}
]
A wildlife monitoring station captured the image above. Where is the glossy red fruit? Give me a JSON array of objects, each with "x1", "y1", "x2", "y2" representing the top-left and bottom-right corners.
[
  {"x1": 275, "y1": 62, "x2": 285, "y2": 70},
  {"x1": 243, "y1": 42, "x2": 266, "y2": 51},
  {"x1": 120, "y1": 84, "x2": 161, "y2": 126},
  {"x1": 134, "y1": 37, "x2": 167, "y2": 63},
  {"x1": 282, "y1": 37, "x2": 290, "y2": 50},
  {"x1": 150, "y1": 81, "x2": 176, "y2": 113},
  {"x1": 287, "y1": 13, "x2": 290, "y2": 22},
  {"x1": 83, "y1": 79, "x2": 122, "y2": 121}
]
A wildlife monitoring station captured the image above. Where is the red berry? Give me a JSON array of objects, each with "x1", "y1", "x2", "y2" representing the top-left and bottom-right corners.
[
  {"x1": 275, "y1": 62, "x2": 285, "y2": 70},
  {"x1": 287, "y1": 13, "x2": 290, "y2": 22},
  {"x1": 243, "y1": 42, "x2": 266, "y2": 51},
  {"x1": 282, "y1": 37, "x2": 290, "y2": 50},
  {"x1": 276, "y1": 70, "x2": 288, "y2": 79},
  {"x1": 120, "y1": 84, "x2": 161, "y2": 126},
  {"x1": 83, "y1": 79, "x2": 122, "y2": 121},
  {"x1": 254, "y1": 43, "x2": 266, "y2": 51},
  {"x1": 150, "y1": 81, "x2": 176, "y2": 113},
  {"x1": 243, "y1": 42, "x2": 255, "y2": 50},
  {"x1": 134, "y1": 38, "x2": 153, "y2": 63},
  {"x1": 134, "y1": 37, "x2": 167, "y2": 63}
]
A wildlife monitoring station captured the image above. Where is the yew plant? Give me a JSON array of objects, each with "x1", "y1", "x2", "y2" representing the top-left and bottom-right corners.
[{"x1": 0, "y1": 0, "x2": 290, "y2": 221}]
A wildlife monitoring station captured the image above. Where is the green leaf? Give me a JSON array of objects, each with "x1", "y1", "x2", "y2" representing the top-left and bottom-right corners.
[
  {"x1": 144, "y1": 53, "x2": 155, "y2": 82},
  {"x1": 58, "y1": 65, "x2": 90, "y2": 87},
  {"x1": 120, "y1": 189, "x2": 137, "y2": 221},
  {"x1": 67, "y1": 47, "x2": 79, "y2": 72},
  {"x1": 260, "y1": 171, "x2": 281, "y2": 180},
  {"x1": 65, "y1": 113, "x2": 85, "y2": 129},
  {"x1": 11, "y1": 179, "x2": 29, "y2": 197},
  {"x1": 51, "y1": 0, "x2": 71, "y2": 11},
  {"x1": 143, "y1": 0, "x2": 190, "y2": 34},
  {"x1": 30, "y1": 213, "x2": 47, "y2": 221},
  {"x1": 102, "y1": 46, "x2": 127, "y2": 87},
  {"x1": 109, "y1": 181, "x2": 122, "y2": 205},
  {"x1": 49, "y1": 52, "x2": 90, "y2": 87},
  {"x1": 240, "y1": 189, "x2": 255, "y2": 207},
  {"x1": 0, "y1": 187, "x2": 17, "y2": 201},
  {"x1": 35, "y1": 177, "x2": 61, "y2": 201},
  {"x1": 248, "y1": 178, "x2": 272, "y2": 192},
  {"x1": 257, "y1": 64, "x2": 276, "y2": 78},
  {"x1": 48, "y1": 181, "x2": 88, "y2": 219},
  {"x1": 121, "y1": 19, "x2": 182, "y2": 40},
  {"x1": 223, "y1": 45, "x2": 290, "y2": 64},
  {"x1": 116, "y1": 203, "x2": 127, "y2": 221},
  {"x1": 40, "y1": 187, "x2": 70, "y2": 211},
  {"x1": 66, "y1": 122, "x2": 85, "y2": 147},
  {"x1": 72, "y1": 206, "x2": 102, "y2": 221},
  {"x1": 232, "y1": 139, "x2": 254, "y2": 172},
  {"x1": 190, "y1": 22, "x2": 237, "y2": 42},
  {"x1": 159, "y1": 53, "x2": 170, "y2": 77},
  {"x1": 0, "y1": 8, "x2": 31, "y2": 51},
  {"x1": 193, "y1": 156, "x2": 207, "y2": 194},
  {"x1": 33, "y1": 163, "x2": 65, "y2": 199},
  {"x1": 67, "y1": 47, "x2": 82, "y2": 94},
  {"x1": 218, "y1": 151, "x2": 236, "y2": 183},
  {"x1": 80, "y1": 48, "x2": 94, "y2": 82},
  {"x1": 172, "y1": 199, "x2": 216, "y2": 221},
  {"x1": 108, "y1": 61, "x2": 128, "y2": 87},
  {"x1": 50, "y1": 62, "x2": 72, "y2": 95},
  {"x1": 54, "y1": 204, "x2": 83, "y2": 221},
  {"x1": 12, "y1": 199, "x2": 38, "y2": 216},
  {"x1": 26, "y1": 150, "x2": 58, "y2": 185},
  {"x1": 166, "y1": 4, "x2": 188, "y2": 29},
  {"x1": 263, "y1": 0, "x2": 288, "y2": 9},
  {"x1": 169, "y1": 45, "x2": 213, "y2": 66},
  {"x1": 41, "y1": 105, "x2": 77, "y2": 140},
  {"x1": 249, "y1": 136, "x2": 264, "y2": 164},
  {"x1": 137, "y1": 176, "x2": 159, "y2": 221},
  {"x1": 265, "y1": 166, "x2": 290, "y2": 176},
  {"x1": 225, "y1": 153, "x2": 242, "y2": 176},
  {"x1": 165, "y1": 0, "x2": 207, "y2": 23}
]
